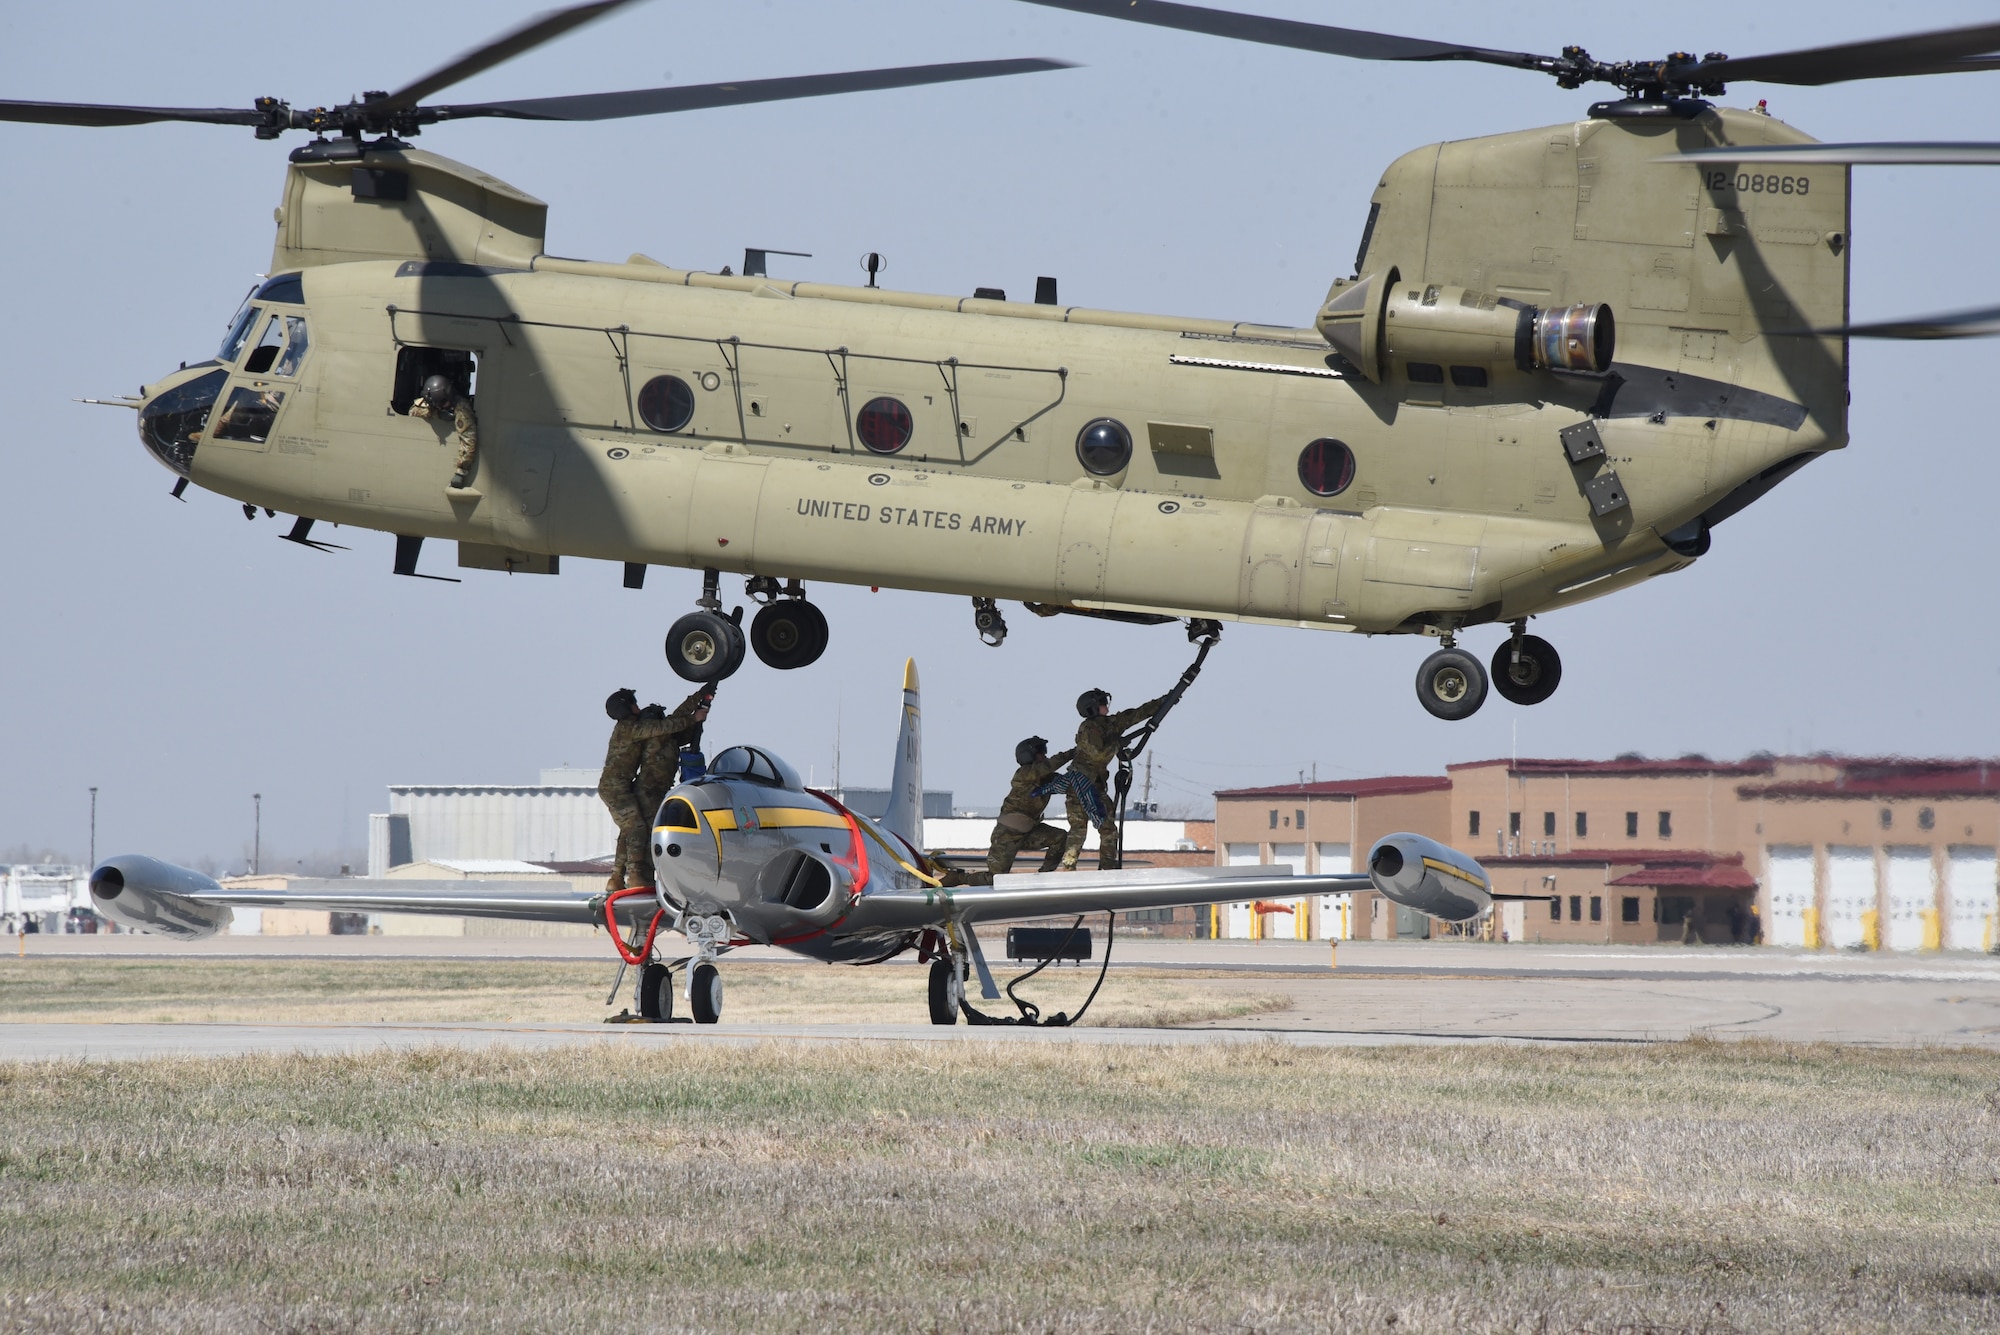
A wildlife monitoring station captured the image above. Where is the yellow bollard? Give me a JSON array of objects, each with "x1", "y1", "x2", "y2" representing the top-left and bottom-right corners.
[
  {"x1": 1329, "y1": 939, "x2": 1337, "y2": 971},
  {"x1": 1922, "y1": 908, "x2": 1941, "y2": 953},
  {"x1": 1803, "y1": 906, "x2": 1821, "y2": 951}
]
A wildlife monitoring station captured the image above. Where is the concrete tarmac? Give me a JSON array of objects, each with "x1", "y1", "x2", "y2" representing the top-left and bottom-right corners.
[{"x1": 8, "y1": 935, "x2": 2000, "y2": 1059}]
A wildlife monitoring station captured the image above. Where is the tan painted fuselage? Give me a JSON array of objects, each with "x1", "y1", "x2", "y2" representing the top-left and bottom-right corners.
[{"x1": 161, "y1": 102, "x2": 1848, "y2": 639}]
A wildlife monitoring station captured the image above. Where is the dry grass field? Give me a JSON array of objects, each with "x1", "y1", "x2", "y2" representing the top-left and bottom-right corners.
[
  {"x1": 0, "y1": 956, "x2": 1290, "y2": 1028},
  {"x1": 2, "y1": 1036, "x2": 1997, "y2": 1333}
]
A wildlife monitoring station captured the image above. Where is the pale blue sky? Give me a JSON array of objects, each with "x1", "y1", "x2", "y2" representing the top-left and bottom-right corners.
[{"x1": 4, "y1": 0, "x2": 1998, "y2": 867}]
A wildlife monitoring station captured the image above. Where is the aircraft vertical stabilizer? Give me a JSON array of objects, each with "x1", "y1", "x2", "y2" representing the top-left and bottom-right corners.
[{"x1": 881, "y1": 658, "x2": 924, "y2": 850}]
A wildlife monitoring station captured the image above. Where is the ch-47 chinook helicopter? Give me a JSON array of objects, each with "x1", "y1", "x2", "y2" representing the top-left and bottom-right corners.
[
  {"x1": 14, "y1": 1, "x2": 2000, "y2": 720},
  {"x1": 86, "y1": 660, "x2": 1502, "y2": 1025}
]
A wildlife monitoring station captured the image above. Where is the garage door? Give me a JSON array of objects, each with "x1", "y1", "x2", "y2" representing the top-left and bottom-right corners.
[
  {"x1": 1315, "y1": 842, "x2": 1353, "y2": 940},
  {"x1": 1764, "y1": 846, "x2": 1813, "y2": 948},
  {"x1": 1221, "y1": 844, "x2": 1260, "y2": 939},
  {"x1": 1825, "y1": 847, "x2": 1875, "y2": 950},
  {"x1": 1884, "y1": 848, "x2": 1936, "y2": 952},
  {"x1": 1947, "y1": 846, "x2": 1997, "y2": 952}
]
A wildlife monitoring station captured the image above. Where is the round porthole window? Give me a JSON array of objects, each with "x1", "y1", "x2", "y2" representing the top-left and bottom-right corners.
[
  {"x1": 856, "y1": 396, "x2": 913, "y2": 454},
  {"x1": 1297, "y1": 438, "x2": 1356, "y2": 497},
  {"x1": 637, "y1": 375, "x2": 695, "y2": 432},
  {"x1": 1075, "y1": 417, "x2": 1132, "y2": 476}
]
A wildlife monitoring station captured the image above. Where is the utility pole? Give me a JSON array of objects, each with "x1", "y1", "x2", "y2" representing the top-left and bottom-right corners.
[
  {"x1": 252, "y1": 793, "x2": 262, "y2": 875},
  {"x1": 88, "y1": 787, "x2": 98, "y2": 868},
  {"x1": 1142, "y1": 755, "x2": 1153, "y2": 809}
]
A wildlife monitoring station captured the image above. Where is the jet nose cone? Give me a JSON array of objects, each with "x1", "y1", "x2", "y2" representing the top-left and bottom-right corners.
[{"x1": 137, "y1": 365, "x2": 228, "y2": 479}]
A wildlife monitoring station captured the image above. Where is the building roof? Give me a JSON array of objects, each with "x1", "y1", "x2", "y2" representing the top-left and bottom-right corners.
[
  {"x1": 1739, "y1": 761, "x2": 2000, "y2": 801},
  {"x1": 1214, "y1": 776, "x2": 1451, "y2": 800},
  {"x1": 1447, "y1": 756, "x2": 1772, "y2": 777},
  {"x1": 1606, "y1": 863, "x2": 1759, "y2": 890}
]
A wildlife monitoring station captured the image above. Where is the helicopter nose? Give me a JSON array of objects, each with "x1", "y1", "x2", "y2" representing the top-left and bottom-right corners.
[{"x1": 136, "y1": 365, "x2": 228, "y2": 479}]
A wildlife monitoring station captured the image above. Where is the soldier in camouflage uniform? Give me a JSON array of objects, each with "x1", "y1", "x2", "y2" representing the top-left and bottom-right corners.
[
  {"x1": 598, "y1": 686, "x2": 714, "y2": 891},
  {"x1": 633, "y1": 689, "x2": 711, "y2": 885},
  {"x1": 1061, "y1": 687, "x2": 1166, "y2": 870},
  {"x1": 410, "y1": 374, "x2": 480, "y2": 489},
  {"x1": 986, "y1": 736, "x2": 1077, "y2": 880}
]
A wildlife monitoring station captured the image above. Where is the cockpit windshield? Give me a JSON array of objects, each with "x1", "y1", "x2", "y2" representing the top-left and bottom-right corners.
[
  {"x1": 218, "y1": 303, "x2": 260, "y2": 363},
  {"x1": 705, "y1": 746, "x2": 804, "y2": 790}
]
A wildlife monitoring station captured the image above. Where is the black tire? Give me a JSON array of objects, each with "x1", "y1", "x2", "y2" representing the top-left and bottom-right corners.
[
  {"x1": 639, "y1": 961, "x2": 672, "y2": 1022},
  {"x1": 750, "y1": 600, "x2": 829, "y2": 670},
  {"x1": 927, "y1": 956, "x2": 960, "y2": 1026},
  {"x1": 1415, "y1": 647, "x2": 1489, "y2": 721},
  {"x1": 689, "y1": 962, "x2": 722, "y2": 1024},
  {"x1": 720, "y1": 609, "x2": 748, "y2": 677},
  {"x1": 665, "y1": 611, "x2": 739, "y2": 682},
  {"x1": 1490, "y1": 634, "x2": 1563, "y2": 707}
]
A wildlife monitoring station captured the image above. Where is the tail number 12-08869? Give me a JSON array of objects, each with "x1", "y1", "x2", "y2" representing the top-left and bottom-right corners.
[{"x1": 1704, "y1": 170, "x2": 1810, "y2": 196}]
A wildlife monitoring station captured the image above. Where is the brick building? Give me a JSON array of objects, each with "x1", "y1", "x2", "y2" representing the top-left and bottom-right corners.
[{"x1": 1214, "y1": 756, "x2": 2000, "y2": 951}]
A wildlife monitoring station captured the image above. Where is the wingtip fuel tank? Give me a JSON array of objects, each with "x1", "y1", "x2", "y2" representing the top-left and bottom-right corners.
[{"x1": 1365, "y1": 833, "x2": 1493, "y2": 923}]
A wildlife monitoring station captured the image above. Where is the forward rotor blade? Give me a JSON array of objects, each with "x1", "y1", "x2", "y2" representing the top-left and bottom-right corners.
[
  {"x1": 0, "y1": 99, "x2": 264, "y2": 128},
  {"x1": 1827, "y1": 307, "x2": 2000, "y2": 340},
  {"x1": 1664, "y1": 142, "x2": 2000, "y2": 166},
  {"x1": 432, "y1": 58, "x2": 1074, "y2": 123},
  {"x1": 381, "y1": 0, "x2": 642, "y2": 110},
  {"x1": 1015, "y1": 0, "x2": 1551, "y2": 72},
  {"x1": 1689, "y1": 21, "x2": 2000, "y2": 87}
]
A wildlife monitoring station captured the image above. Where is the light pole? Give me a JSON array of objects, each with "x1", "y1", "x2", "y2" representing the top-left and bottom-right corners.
[
  {"x1": 253, "y1": 793, "x2": 262, "y2": 875},
  {"x1": 88, "y1": 787, "x2": 97, "y2": 868}
]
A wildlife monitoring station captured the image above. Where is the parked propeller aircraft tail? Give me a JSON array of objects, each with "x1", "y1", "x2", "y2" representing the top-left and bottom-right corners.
[{"x1": 90, "y1": 662, "x2": 1493, "y2": 1024}]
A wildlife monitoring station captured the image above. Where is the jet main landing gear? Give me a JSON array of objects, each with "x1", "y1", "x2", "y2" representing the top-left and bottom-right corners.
[{"x1": 927, "y1": 952, "x2": 967, "y2": 1025}]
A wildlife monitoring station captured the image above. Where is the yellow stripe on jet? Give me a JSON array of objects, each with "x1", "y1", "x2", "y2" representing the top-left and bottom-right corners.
[{"x1": 1422, "y1": 856, "x2": 1491, "y2": 894}]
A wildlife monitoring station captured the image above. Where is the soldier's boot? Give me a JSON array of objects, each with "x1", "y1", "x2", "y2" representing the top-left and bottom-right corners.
[
  {"x1": 1058, "y1": 821, "x2": 1087, "y2": 871},
  {"x1": 1096, "y1": 821, "x2": 1121, "y2": 870},
  {"x1": 1036, "y1": 846, "x2": 1064, "y2": 873}
]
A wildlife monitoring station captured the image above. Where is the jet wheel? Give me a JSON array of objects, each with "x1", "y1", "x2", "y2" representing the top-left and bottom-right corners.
[
  {"x1": 689, "y1": 962, "x2": 723, "y2": 1024},
  {"x1": 1415, "y1": 647, "x2": 1489, "y2": 721},
  {"x1": 749, "y1": 599, "x2": 829, "y2": 670},
  {"x1": 927, "y1": 955, "x2": 962, "y2": 1026},
  {"x1": 665, "y1": 611, "x2": 742, "y2": 682},
  {"x1": 1491, "y1": 634, "x2": 1562, "y2": 707},
  {"x1": 639, "y1": 961, "x2": 673, "y2": 1022}
]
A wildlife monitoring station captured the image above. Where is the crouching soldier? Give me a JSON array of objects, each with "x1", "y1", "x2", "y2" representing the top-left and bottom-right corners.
[{"x1": 986, "y1": 736, "x2": 1077, "y2": 879}]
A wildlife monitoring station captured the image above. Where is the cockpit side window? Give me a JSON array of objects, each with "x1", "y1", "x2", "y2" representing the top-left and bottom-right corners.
[
  {"x1": 243, "y1": 316, "x2": 286, "y2": 375},
  {"x1": 660, "y1": 798, "x2": 699, "y2": 830},
  {"x1": 273, "y1": 316, "x2": 310, "y2": 377}
]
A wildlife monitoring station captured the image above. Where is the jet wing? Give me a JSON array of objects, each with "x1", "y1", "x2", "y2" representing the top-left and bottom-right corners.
[
  {"x1": 846, "y1": 865, "x2": 1366, "y2": 933},
  {"x1": 88, "y1": 854, "x2": 625, "y2": 940}
]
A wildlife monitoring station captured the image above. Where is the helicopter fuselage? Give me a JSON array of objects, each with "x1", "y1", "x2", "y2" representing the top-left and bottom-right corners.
[{"x1": 139, "y1": 103, "x2": 1848, "y2": 649}]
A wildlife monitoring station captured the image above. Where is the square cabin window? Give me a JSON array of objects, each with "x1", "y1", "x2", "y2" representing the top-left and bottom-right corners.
[
  {"x1": 1626, "y1": 811, "x2": 1639, "y2": 838},
  {"x1": 1621, "y1": 896, "x2": 1640, "y2": 923},
  {"x1": 1469, "y1": 811, "x2": 1481, "y2": 837},
  {"x1": 1576, "y1": 811, "x2": 1588, "y2": 838},
  {"x1": 1543, "y1": 811, "x2": 1556, "y2": 837}
]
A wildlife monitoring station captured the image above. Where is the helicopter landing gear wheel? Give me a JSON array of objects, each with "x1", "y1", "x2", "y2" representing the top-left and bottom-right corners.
[
  {"x1": 749, "y1": 599, "x2": 828, "y2": 670},
  {"x1": 1491, "y1": 633, "x2": 1562, "y2": 707},
  {"x1": 1415, "y1": 647, "x2": 1489, "y2": 721},
  {"x1": 689, "y1": 962, "x2": 723, "y2": 1024},
  {"x1": 665, "y1": 610, "x2": 743, "y2": 682},
  {"x1": 928, "y1": 955, "x2": 963, "y2": 1026},
  {"x1": 639, "y1": 961, "x2": 673, "y2": 1022}
]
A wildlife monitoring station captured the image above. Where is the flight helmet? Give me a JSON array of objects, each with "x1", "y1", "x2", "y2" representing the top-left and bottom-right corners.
[
  {"x1": 1076, "y1": 688, "x2": 1110, "y2": 718},
  {"x1": 1015, "y1": 736, "x2": 1049, "y2": 766}
]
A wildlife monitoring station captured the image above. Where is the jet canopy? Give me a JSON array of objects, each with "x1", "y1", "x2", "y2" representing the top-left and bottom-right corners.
[{"x1": 705, "y1": 746, "x2": 804, "y2": 791}]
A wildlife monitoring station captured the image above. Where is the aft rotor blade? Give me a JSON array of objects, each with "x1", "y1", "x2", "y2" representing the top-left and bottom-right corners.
[
  {"x1": 1828, "y1": 306, "x2": 2000, "y2": 340},
  {"x1": 432, "y1": 58, "x2": 1074, "y2": 122},
  {"x1": 381, "y1": 0, "x2": 642, "y2": 110},
  {"x1": 0, "y1": 98, "x2": 264, "y2": 128},
  {"x1": 1015, "y1": 0, "x2": 1552, "y2": 72},
  {"x1": 1687, "y1": 21, "x2": 2000, "y2": 87},
  {"x1": 1664, "y1": 142, "x2": 2000, "y2": 166}
]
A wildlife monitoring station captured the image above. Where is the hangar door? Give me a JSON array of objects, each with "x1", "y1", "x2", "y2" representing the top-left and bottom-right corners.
[
  {"x1": 1268, "y1": 844, "x2": 1307, "y2": 939},
  {"x1": 1947, "y1": 846, "x2": 1997, "y2": 952},
  {"x1": 1221, "y1": 844, "x2": 1260, "y2": 938},
  {"x1": 1884, "y1": 848, "x2": 1936, "y2": 952},
  {"x1": 1764, "y1": 846, "x2": 1813, "y2": 948},
  {"x1": 1315, "y1": 842, "x2": 1353, "y2": 940},
  {"x1": 1825, "y1": 847, "x2": 1876, "y2": 950}
]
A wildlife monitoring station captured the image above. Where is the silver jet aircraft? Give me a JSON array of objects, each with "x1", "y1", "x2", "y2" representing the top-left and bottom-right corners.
[{"x1": 89, "y1": 662, "x2": 1498, "y2": 1025}]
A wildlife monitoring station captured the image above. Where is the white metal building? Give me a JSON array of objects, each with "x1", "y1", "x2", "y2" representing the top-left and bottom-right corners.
[{"x1": 369, "y1": 767, "x2": 618, "y2": 874}]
